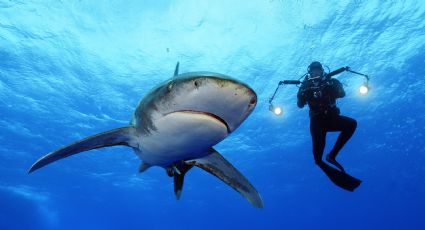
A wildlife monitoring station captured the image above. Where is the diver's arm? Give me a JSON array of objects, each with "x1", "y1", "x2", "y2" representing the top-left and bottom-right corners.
[
  {"x1": 297, "y1": 84, "x2": 307, "y2": 108},
  {"x1": 331, "y1": 79, "x2": 345, "y2": 98}
]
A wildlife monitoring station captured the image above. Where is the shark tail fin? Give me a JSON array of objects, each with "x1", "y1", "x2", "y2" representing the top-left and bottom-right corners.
[
  {"x1": 28, "y1": 126, "x2": 138, "y2": 173},
  {"x1": 185, "y1": 148, "x2": 263, "y2": 208}
]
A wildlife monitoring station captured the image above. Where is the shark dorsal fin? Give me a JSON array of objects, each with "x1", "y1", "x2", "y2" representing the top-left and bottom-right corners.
[{"x1": 173, "y1": 62, "x2": 180, "y2": 77}]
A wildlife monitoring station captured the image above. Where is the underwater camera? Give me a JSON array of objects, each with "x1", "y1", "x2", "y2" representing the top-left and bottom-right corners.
[{"x1": 269, "y1": 66, "x2": 370, "y2": 116}]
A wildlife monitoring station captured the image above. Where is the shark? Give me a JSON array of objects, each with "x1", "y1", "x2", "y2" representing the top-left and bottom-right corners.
[{"x1": 29, "y1": 63, "x2": 263, "y2": 208}]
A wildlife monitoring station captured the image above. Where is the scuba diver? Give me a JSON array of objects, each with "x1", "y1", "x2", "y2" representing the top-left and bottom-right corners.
[
  {"x1": 298, "y1": 61, "x2": 357, "y2": 171},
  {"x1": 270, "y1": 61, "x2": 368, "y2": 191},
  {"x1": 297, "y1": 61, "x2": 361, "y2": 191}
]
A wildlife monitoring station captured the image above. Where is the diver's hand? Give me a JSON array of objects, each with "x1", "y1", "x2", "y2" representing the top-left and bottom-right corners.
[{"x1": 345, "y1": 66, "x2": 350, "y2": 71}]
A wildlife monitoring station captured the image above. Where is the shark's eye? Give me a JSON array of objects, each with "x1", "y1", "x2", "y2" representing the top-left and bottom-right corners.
[{"x1": 194, "y1": 80, "x2": 199, "y2": 87}]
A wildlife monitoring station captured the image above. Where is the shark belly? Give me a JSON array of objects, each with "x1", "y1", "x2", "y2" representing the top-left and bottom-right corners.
[{"x1": 137, "y1": 111, "x2": 228, "y2": 167}]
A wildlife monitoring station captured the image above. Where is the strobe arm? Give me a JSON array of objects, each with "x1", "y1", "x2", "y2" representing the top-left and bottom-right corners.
[
  {"x1": 327, "y1": 66, "x2": 370, "y2": 81},
  {"x1": 279, "y1": 80, "x2": 301, "y2": 85},
  {"x1": 346, "y1": 69, "x2": 370, "y2": 81},
  {"x1": 270, "y1": 80, "x2": 301, "y2": 104},
  {"x1": 327, "y1": 66, "x2": 349, "y2": 78},
  {"x1": 326, "y1": 66, "x2": 371, "y2": 95}
]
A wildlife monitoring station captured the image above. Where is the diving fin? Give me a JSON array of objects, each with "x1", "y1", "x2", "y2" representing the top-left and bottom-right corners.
[
  {"x1": 29, "y1": 126, "x2": 138, "y2": 173},
  {"x1": 326, "y1": 154, "x2": 345, "y2": 173},
  {"x1": 317, "y1": 162, "x2": 361, "y2": 192},
  {"x1": 185, "y1": 148, "x2": 263, "y2": 208}
]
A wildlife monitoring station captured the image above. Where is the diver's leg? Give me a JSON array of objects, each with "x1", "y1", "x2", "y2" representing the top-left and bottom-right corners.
[
  {"x1": 310, "y1": 117, "x2": 327, "y2": 165},
  {"x1": 328, "y1": 116, "x2": 357, "y2": 158},
  {"x1": 326, "y1": 116, "x2": 357, "y2": 172}
]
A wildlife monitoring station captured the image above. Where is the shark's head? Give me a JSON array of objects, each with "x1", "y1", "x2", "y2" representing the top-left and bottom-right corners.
[{"x1": 133, "y1": 72, "x2": 257, "y2": 134}]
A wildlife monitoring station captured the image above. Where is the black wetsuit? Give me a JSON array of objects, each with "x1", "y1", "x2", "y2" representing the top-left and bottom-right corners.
[{"x1": 297, "y1": 77, "x2": 357, "y2": 165}]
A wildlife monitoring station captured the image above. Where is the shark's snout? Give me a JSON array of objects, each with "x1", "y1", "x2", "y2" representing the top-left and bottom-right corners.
[{"x1": 165, "y1": 73, "x2": 257, "y2": 133}]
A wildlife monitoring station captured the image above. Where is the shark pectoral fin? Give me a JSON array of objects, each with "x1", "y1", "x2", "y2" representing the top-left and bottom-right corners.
[
  {"x1": 29, "y1": 126, "x2": 138, "y2": 173},
  {"x1": 185, "y1": 148, "x2": 263, "y2": 208}
]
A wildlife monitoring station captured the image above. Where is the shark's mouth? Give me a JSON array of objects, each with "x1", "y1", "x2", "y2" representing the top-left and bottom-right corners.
[{"x1": 167, "y1": 110, "x2": 230, "y2": 133}]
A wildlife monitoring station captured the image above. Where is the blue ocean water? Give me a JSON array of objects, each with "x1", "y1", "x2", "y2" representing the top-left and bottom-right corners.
[{"x1": 1, "y1": 0, "x2": 425, "y2": 229}]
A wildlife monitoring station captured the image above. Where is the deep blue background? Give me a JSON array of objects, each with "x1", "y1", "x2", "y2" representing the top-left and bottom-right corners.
[{"x1": 1, "y1": 1, "x2": 425, "y2": 229}]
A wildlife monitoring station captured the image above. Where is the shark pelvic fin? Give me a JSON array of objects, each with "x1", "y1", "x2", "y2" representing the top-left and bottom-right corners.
[
  {"x1": 166, "y1": 161, "x2": 194, "y2": 200},
  {"x1": 139, "y1": 162, "x2": 152, "y2": 173}
]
